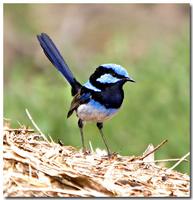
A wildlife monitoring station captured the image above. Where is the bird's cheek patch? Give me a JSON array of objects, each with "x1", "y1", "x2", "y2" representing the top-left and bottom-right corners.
[
  {"x1": 83, "y1": 81, "x2": 101, "y2": 91},
  {"x1": 96, "y1": 74, "x2": 120, "y2": 84}
]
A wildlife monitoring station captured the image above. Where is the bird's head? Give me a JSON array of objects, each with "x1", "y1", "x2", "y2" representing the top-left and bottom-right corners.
[{"x1": 85, "y1": 64, "x2": 135, "y2": 91}]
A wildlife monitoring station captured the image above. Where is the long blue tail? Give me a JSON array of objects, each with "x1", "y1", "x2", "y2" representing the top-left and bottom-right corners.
[{"x1": 37, "y1": 33, "x2": 81, "y2": 95}]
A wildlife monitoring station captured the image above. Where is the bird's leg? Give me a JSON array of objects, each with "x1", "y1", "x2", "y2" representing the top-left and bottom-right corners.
[
  {"x1": 96, "y1": 122, "x2": 111, "y2": 156},
  {"x1": 78, "y1": 119, "x2": 86, "y2": 152}
]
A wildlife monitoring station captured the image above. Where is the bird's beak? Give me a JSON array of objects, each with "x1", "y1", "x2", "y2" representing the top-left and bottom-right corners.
[{"x1": 124, "y1": 77, "x2": 135, "y2": 83}]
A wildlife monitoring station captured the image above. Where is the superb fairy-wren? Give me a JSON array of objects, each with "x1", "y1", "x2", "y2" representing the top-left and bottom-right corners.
[{"x1": 37, "y1": 33, "x2": 135, "y2": 156}]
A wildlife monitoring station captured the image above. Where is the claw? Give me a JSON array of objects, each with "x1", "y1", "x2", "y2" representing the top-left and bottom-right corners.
[{"x1": 82, "y1": 148, "x2": 91, "y2": 155}]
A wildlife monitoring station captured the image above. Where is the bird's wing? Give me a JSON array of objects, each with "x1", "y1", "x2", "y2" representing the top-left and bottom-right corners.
[{"x1": 67, "y1": 90, "x2": 91, "y2": 118}]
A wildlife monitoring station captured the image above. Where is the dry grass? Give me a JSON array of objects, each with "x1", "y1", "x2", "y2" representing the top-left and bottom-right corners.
[{"x1": 3, "y1": 123, "x2": 190, "y2": 197}]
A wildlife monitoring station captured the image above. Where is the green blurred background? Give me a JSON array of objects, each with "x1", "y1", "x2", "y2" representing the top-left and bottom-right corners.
[{"x1": 4, "y1": 4, "x2": 190, "y2": 174}]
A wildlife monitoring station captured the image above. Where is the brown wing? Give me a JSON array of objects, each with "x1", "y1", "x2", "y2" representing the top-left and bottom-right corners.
[{"x1": 67, "y1": 89, "x2": 91, "y2": 118}]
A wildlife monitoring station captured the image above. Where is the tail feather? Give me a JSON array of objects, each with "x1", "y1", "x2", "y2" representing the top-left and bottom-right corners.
[{"x1": 37, "y1": 33, "x2": 81, "y2": 95}]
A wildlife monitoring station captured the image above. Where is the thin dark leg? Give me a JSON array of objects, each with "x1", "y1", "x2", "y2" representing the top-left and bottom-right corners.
[
  {"x1": 78, "y1": 119, "x2": 86, "y2": 152},
  {"x1": 96, "y1": 122, "x2": 111, "y2": 156}
]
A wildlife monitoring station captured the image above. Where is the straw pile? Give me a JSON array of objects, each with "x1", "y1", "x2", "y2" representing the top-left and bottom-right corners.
[{"x1": 3, "y1": 124, "x2": 190, "y2": 197}]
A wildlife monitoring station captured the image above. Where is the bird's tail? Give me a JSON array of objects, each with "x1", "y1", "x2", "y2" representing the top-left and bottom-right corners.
[{"x1": 37, "y1": 33, "x2": 81, "y2": 95}]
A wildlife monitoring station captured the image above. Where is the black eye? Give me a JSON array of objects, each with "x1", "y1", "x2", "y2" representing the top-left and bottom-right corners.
[{"x1": 112, "y1": 72, "x2": 116, "y2": 77}]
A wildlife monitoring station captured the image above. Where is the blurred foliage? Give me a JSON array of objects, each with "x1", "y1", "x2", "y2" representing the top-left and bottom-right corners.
[{"x1": 4, "y1": 4, "x2": 190, "y2": 174}]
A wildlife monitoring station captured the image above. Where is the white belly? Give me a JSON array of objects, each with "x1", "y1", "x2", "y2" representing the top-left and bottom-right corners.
[{"x1": 76, "y1": 100, "x2": 118, "y2": 122}]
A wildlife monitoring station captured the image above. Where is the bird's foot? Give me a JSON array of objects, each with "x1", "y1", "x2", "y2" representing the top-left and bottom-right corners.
[
  {"x1": 105, "y1": 151, "x2": 118, "y2": 159},
  {"x1": 82, "y1": 148, "x2": 91, "y2": 155}
]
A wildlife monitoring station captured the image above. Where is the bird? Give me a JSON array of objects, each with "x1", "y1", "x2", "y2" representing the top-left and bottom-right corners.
[{"x1": 37, "y1": 33, "x2": 135, "y2": 156}]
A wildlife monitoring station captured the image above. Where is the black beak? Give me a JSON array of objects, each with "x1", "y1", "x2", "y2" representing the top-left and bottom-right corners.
[{"x1": 124, "y1": 77, "x2": 135, "y2": 83}]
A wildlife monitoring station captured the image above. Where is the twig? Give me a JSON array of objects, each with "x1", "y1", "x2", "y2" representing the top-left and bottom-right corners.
[
  {"x1": 17, "y1": 120, "x2": 23, "y2": 127},
  {"x1": 48, "y1": 135, "x2": 54, "y2": 143},
  {"x1": 3, "y1": 117, "x2": 11, "y2": 121},
  {"x1": 25, "y1": 108, "x2": 49, "y2": 142},
  {"x1": 4, "y1": 128, "x2": 34, "y2": 132},
  {"x1": 128, "y1": 158, "x2": 189, "y2": 164},
  {"x1": 168, "y1": 152, "x2": 190, "y2": 171},
  {"x1": 89, "y1": 141, "x2": 94, "y2": 153},
  {"x1": 155, "y1": 158, "x2": 189, "y2": 163},
  {"x1": 140, "y1": 139, "x2": 168, "y2": 160}
]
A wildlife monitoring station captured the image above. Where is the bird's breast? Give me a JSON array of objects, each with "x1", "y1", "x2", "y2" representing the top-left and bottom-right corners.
[{"x1": 76, "y1": 99, "x2": 118, "y2": 122}]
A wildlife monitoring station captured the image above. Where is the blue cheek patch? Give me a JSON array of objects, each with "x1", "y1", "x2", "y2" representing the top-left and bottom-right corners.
[
  {"x1": 84, "y1": 80, "x2": 101, "y2": 91},
  {"x1": 101, "y1": 64, "x2": 129, "y2": 78},
  {"x1": 96, "y1": 74, "x2": 120, "y2": 84}
]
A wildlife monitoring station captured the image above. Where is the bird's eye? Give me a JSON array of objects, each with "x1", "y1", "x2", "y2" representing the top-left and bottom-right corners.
[{"x1": 112, "y1": 72, "x2": 116, "y2": 77}]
